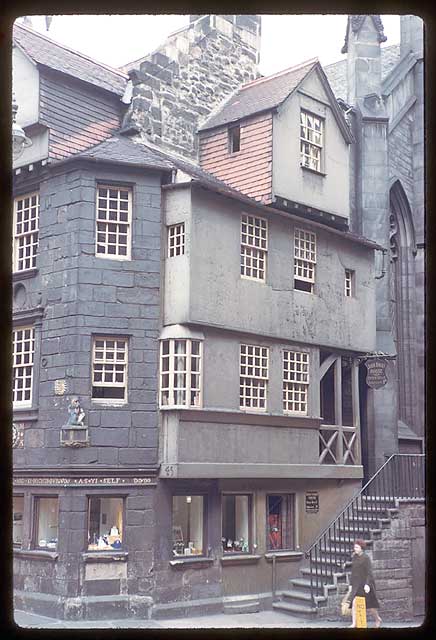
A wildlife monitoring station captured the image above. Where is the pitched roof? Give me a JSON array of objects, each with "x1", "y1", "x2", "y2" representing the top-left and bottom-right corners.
[
  {"x1": 199, "y1": 58, "x2": 319, "y2": 132},
  {"x1": 13, "y1": 21, "x2": 128, "y2": 97},
  {"x1": 54, "y1": 135, "x2": 174, "y2": 171}
]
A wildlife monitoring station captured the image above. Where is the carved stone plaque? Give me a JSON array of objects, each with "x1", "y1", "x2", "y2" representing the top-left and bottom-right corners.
[
  {"x1": 12, "y1": 423, "x2": 24, "y2": 448},
  {"x1": 54, "y1": 379, "x2": 67, "y2": 395}
]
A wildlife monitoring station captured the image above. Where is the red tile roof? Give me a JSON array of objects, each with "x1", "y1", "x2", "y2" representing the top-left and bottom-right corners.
[{"x1": 13, "y1": 21, "x2": 128, "y2": 97}]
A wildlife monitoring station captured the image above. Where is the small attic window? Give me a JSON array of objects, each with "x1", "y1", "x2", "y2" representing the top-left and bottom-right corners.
[{"x1": 228, "y1": 125, "x2": 241, "y2": 154}]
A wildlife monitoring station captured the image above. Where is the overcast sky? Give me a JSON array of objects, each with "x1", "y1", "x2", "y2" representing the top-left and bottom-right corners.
[{"x1": 18, "y1": 14, "x2": 401, "y2": 75}]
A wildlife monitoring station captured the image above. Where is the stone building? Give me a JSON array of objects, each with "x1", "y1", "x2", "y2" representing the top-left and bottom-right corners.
[{"x1": 11, "y1": 14, "x2": 424, "y2": 620}]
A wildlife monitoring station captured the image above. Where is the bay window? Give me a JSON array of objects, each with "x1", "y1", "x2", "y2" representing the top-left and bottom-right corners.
[{"x1": 160, "y1": 338, "x2": 202, "y2": 408}]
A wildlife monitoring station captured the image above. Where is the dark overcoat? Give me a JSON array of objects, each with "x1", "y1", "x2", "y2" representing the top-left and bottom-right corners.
[{"x1": 349, "y1": 551, "x2": 380, "y2": 609}]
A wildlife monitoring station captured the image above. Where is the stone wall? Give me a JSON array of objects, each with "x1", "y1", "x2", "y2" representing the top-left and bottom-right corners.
[
  {"x1": 121, "y1": 15, "x2": 261, "y2": 160},
  {"x1": 319, "y1": 500, "x2": 425, "y2": 622}
]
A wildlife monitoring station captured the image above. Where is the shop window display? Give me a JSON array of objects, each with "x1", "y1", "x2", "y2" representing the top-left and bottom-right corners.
[
  {"x1": 13, "y1": 495, "x2": 24, "y2": 546},
  {"x1": 221, "y1": 494, "x2": 250, "y2": 553},
  {"x1": 34, "y1": 497, "x2": 58, "y2": 549},
  {"x1": 87, "y1": 497, "x2": 123, "y2": 550},
  {"x1": 267, "y1": 494, "x2": 295, "y2": 550},
  {"x1": 172, "y1": 495, "x2": 204, "y2": 556}
]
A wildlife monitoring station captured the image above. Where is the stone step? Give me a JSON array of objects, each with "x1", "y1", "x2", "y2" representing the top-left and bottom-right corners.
[
  {"x1": 223, "y1": 600, "x2": 260, "y2": 614},
  {"x1": 272, "y1": 601, "x2": 318, "y2": 618},
  {"x1": 301, "y1": 567, "x2": 347, "y2": 582},
  {"x1": 290, "y1": 576, "x2": 338, "y2": 596},
  {"x1": 281, "y1": 589, "x2": 327, "y2": 606}
]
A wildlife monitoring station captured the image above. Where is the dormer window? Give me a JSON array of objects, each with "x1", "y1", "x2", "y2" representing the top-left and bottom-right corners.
[
  {"x1": 228, "y1": 124, "x2": 241, "y2": 154},
  {"x1": 300, "y1": 111, "x2": 323, "y2": 173}
]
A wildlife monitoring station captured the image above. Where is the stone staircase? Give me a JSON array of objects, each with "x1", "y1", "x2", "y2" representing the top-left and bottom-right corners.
[{"x1": 272, "y1": 496, "x2": 400, "y2": 619}]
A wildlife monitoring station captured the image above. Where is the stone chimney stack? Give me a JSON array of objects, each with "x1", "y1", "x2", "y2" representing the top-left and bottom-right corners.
[
  {"x1": 120, "y1": 14, "x2": 261, "y2": 160},
  {"x1": 342, "y1": 15, "x2": 387, "y2": 105},
  {"x1": 400, "y1": 15, "x2": 424, "y2": 58}
]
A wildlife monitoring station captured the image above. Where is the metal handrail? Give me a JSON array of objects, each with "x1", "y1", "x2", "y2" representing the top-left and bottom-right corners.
[{"x1": 304, "y1": 454, "x2": 425, "y2": 606}]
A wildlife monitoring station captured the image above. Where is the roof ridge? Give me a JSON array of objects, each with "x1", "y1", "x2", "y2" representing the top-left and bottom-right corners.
[
  {"x1": 240, "y1": 57, "x2": 319, "y2": 91},
  {"x1": 13, "y1": 20, "x2": 128, "y2": 79}
]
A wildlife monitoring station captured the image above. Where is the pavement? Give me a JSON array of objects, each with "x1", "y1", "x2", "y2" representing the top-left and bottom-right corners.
[{"x1": 12, "y1": 608, "x2": 425, "y2": 630}]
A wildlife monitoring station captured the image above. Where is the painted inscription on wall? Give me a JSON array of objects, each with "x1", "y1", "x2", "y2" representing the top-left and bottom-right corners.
[{"x1": 13, "y1": 476, "x2": 156, "y2": 487}]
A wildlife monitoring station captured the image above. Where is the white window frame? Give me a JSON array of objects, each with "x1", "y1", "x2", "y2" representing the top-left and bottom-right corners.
[
  {"x1": 345, "y1": 269, "x2": 354, "y2": 297},
  {"x1": 300, "y1": 110, "x2": 324, "y2": 173},
  {"x1": 283, "y1": 350, "x2": 310, "y2": 415},
  {"x1": 95, "y1": 185, "x2": 132, "y2": 260},
  {"x1": 13, "y1": 192, "x2": 40, "y2": 273},
  {"x1": 240, "y1": 214, "x2": 268, "y2": 282},
  {"x1": 160, "y1": 338, "x2": 203, "y2": 408},
  {"x1": 12, "y1": 326, "x2": 35, "y2": 408},
  {"x1": 294, "y1": 228, "x2": 317, "y2": 291},
  {"x1": 168, "y1": 223, "x2": 185, "y2": 257},
  {"x1": 240, "y1": 344, "x2": 269, "y2": 412},
  {"x1": 92, "y1": 336, "x2": 128, "y2": 405}
]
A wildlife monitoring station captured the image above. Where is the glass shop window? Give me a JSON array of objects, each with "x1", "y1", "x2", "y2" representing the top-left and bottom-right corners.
[
  {"x1": 222, "y1": 494, "x2": 250, "y2": 553},
  {"x1": 267, "y1": 494, "x2": 295, "y2": 551},
  {"x1": 13, "y1": 495, "x2": 24, "y2": 546},
  {"x1": 87, "y1": 497, "x2": 123, "y2": 550},
  {"x1": 34, "y1": 497, "x2": 58, "y2": 549},
  {"x1": 172, "y1": 495, "x2": 204, "y2": 556}
]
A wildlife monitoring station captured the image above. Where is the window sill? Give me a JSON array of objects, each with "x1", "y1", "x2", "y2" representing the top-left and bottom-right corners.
[
  {"x1": 14, "y1": 549, "x2": 58, "y2": 561},
  {"x1": 13, "y1": 408, "x2": 39, "y2": 422},
  {"x1": 12, "y1": 268, "x2": 39, "y2": 282},
  {"x1": 300, "y1": 165, "x2": 326, "y2": 177},
  {"x1": 91, "y1": 400, "x2": 127, "y2": 407},
  {"x1": 169, "y1": 556, "x2": 214, "y2": 570},
  {"x1": 81, "y1": 551, "x2": 128, "y2": 563},
  {"x1": 220, "y1": 554, "x2": 261, "y2": 566},
  {"x1": 264, "y1": 551, "x2": 304, "y2": 562}
]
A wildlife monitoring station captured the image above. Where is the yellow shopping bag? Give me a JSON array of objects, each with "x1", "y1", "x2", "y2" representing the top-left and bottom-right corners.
[{"x1": 355, "y1": 596, "x2": 367, "y2": 628}]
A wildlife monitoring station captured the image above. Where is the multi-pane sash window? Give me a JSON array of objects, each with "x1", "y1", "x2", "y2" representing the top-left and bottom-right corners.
[
  {"x1": 168, "y1": 223, "x2": 185, "y2": 257},
  {"x1": 13, "y1": 192, "x2": 39, "y2": 272},
  {"x1": 240, "y1": 214, "x2": 268, "y2": 281},
  {"x1": 345, "y1": 269, "x2": 354, "y2": 297},
  {"x1": 283, "y1": 350, "x2": 309, "y2": 414},
  {"x1": 12, "y1": 327, "x2": 35, "y2": 407},
  {"x1": 300, "y1": 111, "x2": 323, "y2": 172},
  {"x1": 240, "y1": 344, "x2": 269, "y2": 411},
  {"x1": 96, "y1": 185, "x2": 131, "y2": 258},
  {"x1": 160, "y1": 339, "x2": 202, "y2": 407},
  {"x1": 92, "y1": 337, "x2": 128, "y2": 402},
  {"x1": 294, "y1": 228, "x2": 316, "y2": 292}
]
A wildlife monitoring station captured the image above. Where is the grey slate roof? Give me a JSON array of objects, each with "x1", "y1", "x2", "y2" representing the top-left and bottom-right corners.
[
  {"x1": 54, "y1": 135, "x2": 174, "y2": 171},
  {"x1": 13, "y1": 21, "x2": 128, "y2": 97},
  {"x1": 324, "y1": 44, "x2": 401, "y2": 100},
  {"x1": 199, "y1": 58, "x2": 319, "y2": 132}
]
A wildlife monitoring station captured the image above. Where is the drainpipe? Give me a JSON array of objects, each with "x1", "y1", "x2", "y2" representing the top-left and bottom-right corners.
[{"x1": 272, "y1": 554, "x2": 277, "y2": 600}]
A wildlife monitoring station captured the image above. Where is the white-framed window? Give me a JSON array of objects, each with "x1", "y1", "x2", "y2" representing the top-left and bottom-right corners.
[
  {"x1": 294, "y1": 228, "x2": 316, "y2": 292},
  {"x1": 168, "y1": 223, "x2": 185, "y2": 257},
  {"x1": 96, "y1": 185, "x2": 132, "y2": 259},
  {"x1": 92, "y1": 337, "x2": 128, "y2": 403},
  {"x1": 345, "y1": 269, "x2": 354, "y2": 297},
  {"x1": 160, "y1": 339, "x2": 202, "y2": 408},
  {"x1": 300, "y1": 110, "x2": 323, "y2": 172},
  {"x1": 12, "y1": 326, "x2": 35, "y2": 407},
  {"x1": 240, "y1": 214, "x2": 268, "y2": 281},
  {"x1": 229, "y1": 124, "x2": 241, "y2": 153},
  {"x1": 240, "y1": 344, "x2": 269, "y2": 411},
  {"x1": 13, "y1": 192, "x2": 40, "y2": 272},
  {"x1": 283, "y1": 350, "x2": 309, "y2": 414}
]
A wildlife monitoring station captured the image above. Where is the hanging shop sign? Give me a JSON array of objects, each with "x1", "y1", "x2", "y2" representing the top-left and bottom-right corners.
[
  {"x1": 305, "y1": 491, "x2": 319, "y2": 513},
  {"x1": 365, "y1": 358, "x2": 388, "y2": 389}
]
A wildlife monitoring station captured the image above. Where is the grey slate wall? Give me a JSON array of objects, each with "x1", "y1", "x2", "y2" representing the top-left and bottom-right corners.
[{"x1": 13, "y1": 162, "x2": 163, "y2": 470}]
